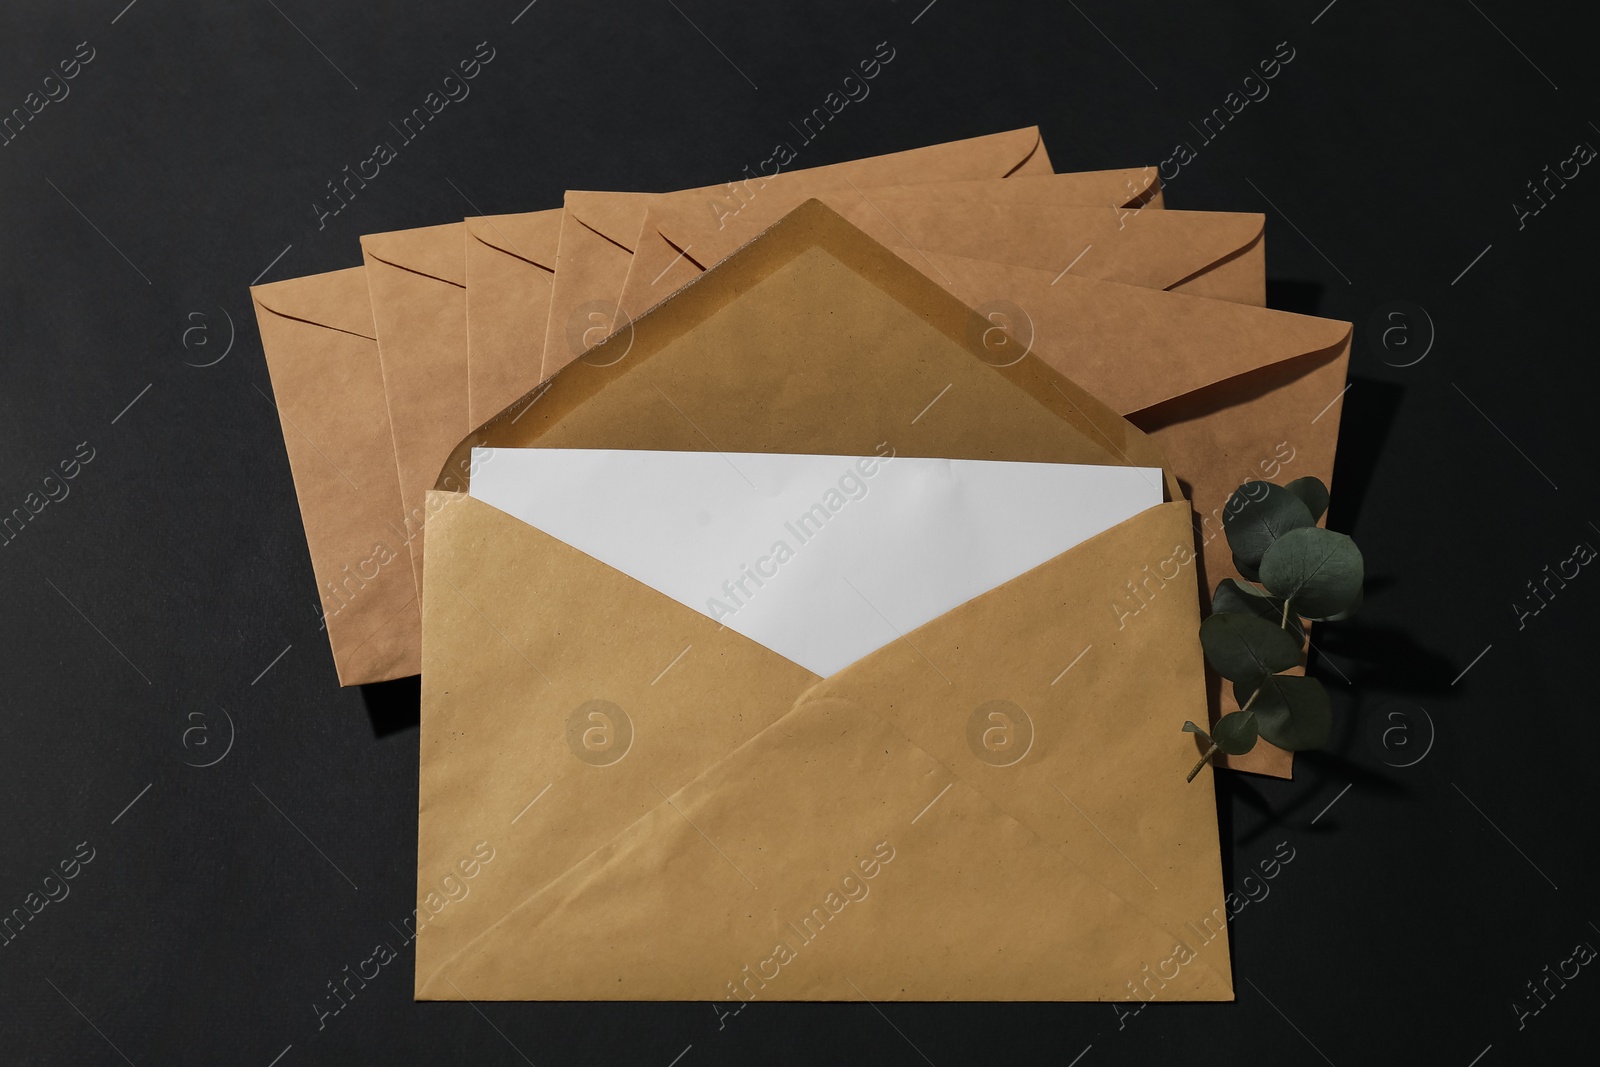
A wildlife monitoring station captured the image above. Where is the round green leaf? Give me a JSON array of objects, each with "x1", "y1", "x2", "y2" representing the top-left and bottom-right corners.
[
  {"x1": 1212, "y1": 710, "x2": 1259, "y2": 755},
  {"x1": 1234, "y1": 674, "x2": 1331, "y2": 750},
  {"x1": 1211, "y1": 578, "x2": 1305, "y2": 643},
  {"x1": 1222, "y1": 482, "x2": 1315, "y2": 570},
  {"x1": 1199, "y1": 612, "x2": 1305, "y2": 683},
  {"x1": 1258, "y1": 526, "x2": 1364, "y2": 617},
  {"x1": 1284, "y1": 476, "x2": 1330, "y2": 522}
]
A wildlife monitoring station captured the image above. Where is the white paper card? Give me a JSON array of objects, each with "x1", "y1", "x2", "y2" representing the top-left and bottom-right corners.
[{"x1": 470, "y1": 448, "x2": 1162, "y2": 676}]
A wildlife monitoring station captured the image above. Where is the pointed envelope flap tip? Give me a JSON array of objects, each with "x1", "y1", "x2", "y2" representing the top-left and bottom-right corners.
[
  {"x1": 435, "y1": 198, "x2": 1181, "y2": 502},
  {"x1": 564, "y1": 190, "x2": 654, "y2": 251},
  {"x1": 360, "y1": 222, "x2": 467, "y2": 286},
  {"x1": 901, "y1": 251, "x2": 1353, "y2": 417},
  {"x1": 251, "y1": 265, "x2": 377, "y2": 339},
  {"x1": 465, "y1": 210, "x2": 563, "y2": 269}
]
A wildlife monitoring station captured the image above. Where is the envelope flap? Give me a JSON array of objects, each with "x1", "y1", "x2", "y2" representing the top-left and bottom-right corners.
[
  {"x1": 420, "y1": 690, "x2": 1232, "y2": 1001},
  {"x1": 465, "y1": 210, "x2": 562, "y2": 269},
  {"x1": 906, "y1": 251, "x2": 1354, "y2": 415},
  {"x1": 852, "y1": 167, "x2": 1160, "y2": 208},
  {"x1": 360, "y1": 222, "x2": 467, "y2": 286},
  {"x1": 835, "y1": 201, "x2": 1265, "y2": 289},
  {"x1": 807, "y1": 125, "x2": 1045, "y2": 183},
  {"x1": 250, "y1": 265, "x2": 377, "y2": 339},
  {"x1": 442, "y1": 199, "x2": 1177, "y2": 498},
  {"x1": 563, "y1": 190, "x2": 654, "y2": 250}
]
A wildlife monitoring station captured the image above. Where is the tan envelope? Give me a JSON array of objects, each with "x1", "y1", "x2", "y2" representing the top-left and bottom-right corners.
[
  {"x1": 622, "y1": 195, "x2": 1262, "y2": 320},
  {"x1": 414, "y1": 202, "x2": 1231, "y2": 1001},
  {"x1": 463, "y1": 209, "x2": 562, "y2": 425},
  {"x1": 538, "y1": 126, "x2": 1060, "y2": 379},
  {"x1": 360, "y1": 223, "x2": 470, "y2": 596},
  {"x1": 251, "y1": 267, "x2": 420, "y2": 685}
]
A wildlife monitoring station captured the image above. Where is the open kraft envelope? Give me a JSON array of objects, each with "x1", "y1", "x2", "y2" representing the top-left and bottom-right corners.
[
  {"x1": 251, "y1": 267, "x2": 420, "y2": 686},
  {"x1": 537, "y1": 125, "x2": 1066, "y2": 381},
  {"x1": 413, "y1": 201, "x2": 1234, "y2": 1001},
  {"x1": 620, "y1": 194, "x2": 1261, "y2": 322}
]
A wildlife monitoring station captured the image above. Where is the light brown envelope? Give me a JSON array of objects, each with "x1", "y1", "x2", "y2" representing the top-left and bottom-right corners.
[
  {"x1": 538, "y1": 126, "x2": 1060, "y2": 380},
  {"x1": 619, "y1": 168, "x2": 1166, "y2": 318},
  {"x1": 251, "y1": 267, "x2": 420, "y2": 685},
  {"x1": 360, "y1": 223, "x2": 470, "y2": 596},
  {"x1": 413, "y1": 201, "x2": 1232, "y2": 1001},
  {"x1": 621, "y1": 196, "x2": 1262, "y2": 321},
  {"x1": 463, "y1": 209, "x2": 562, "y2": 426}
]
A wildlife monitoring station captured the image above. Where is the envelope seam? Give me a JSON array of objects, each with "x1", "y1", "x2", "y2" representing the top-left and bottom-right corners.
[
  {"x1": 251, "y1": 298, "x2": 377, "y2": 341},
  {"x1": 363, "y1": 251, "x2": 467, "y2": 289}
]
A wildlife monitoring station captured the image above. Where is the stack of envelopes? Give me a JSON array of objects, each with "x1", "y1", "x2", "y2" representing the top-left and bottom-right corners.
[{"x1": 252, "y1": 127, "x2": 1351, "y2": 1002}]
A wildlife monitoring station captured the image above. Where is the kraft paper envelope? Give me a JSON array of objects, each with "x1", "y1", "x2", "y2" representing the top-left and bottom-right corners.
[
  {"x1": 885, "y1": 252, "x2": 1349, "y2": 777},
  {"x1": 621, "y1": 197, "x2": 1262, "y2": 322},
  {"x1": 414, "y1": 202, "x2": 1232, "y2": 1000},
  {"x1": 463, "y1": 208, "x2": 562, "y2": 426},
  {"x1": 361, "y1": 223, "x2": 470, "y2": 597},
  {"x1": 251, "y1": 267, "x2": 420, "y2": 685},
  {"x1": 538, "y1": 126, "x2": 1058, "y2": 380},
  {"x1": 620, "y1": 169, "x2": 1168, "y2": 318}
]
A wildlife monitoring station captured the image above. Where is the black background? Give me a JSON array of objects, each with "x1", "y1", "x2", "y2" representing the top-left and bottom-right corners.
[{"x1": 2, "y1": 1, "x2": 1596, "y2": 1064}]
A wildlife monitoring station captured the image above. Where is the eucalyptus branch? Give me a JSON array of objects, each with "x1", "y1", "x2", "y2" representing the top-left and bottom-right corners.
[
  {"x1": 1187, "y1": 687, "x2": 1262, "y2": 783},
  {"x1": 1181, "y1": 476, "x2": 1362, "y2": 781}
]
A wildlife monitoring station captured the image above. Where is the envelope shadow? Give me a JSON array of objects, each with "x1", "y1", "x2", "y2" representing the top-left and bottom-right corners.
[
  {"x1": 361, "y1": 674, "x2": 422, "y2": 737},
  {"x1": 1325, "y1": 375, "x2": 1405, "y2": 534},
  {"x1": 1264, "y1": 278, "x2": 1325, "y2": 317}
]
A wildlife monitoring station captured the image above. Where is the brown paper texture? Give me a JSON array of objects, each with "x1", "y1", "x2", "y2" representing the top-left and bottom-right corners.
[
  {"x1": 415, "y1": 201, "x2": 1230, "y2": 1001},
  {"x1": 463, "y1": 209, "x2": 562, "y2": 426},
  {"x1": 361, "y1": 223, "x2": 470, "y2": 596},
  {"x1": 251, "y1": 267, "x2": 420, "y2": 685},
  {"x1": 618, "y1": 169, "x2": 1167, "y2": 319},
  {"x1": 538, "y1": 127, "x2": 1058, "y2": 381},
  {"x1": 621, "y1": 196, "x2": 1263, "y2": 323}
]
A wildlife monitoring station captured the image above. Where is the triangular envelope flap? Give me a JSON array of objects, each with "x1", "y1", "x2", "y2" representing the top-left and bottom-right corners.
[
  {"x1": 834, "y1": 201, "x2": 1265, "y2": 290},
  {"x1": 899, "y1": 251, "x2": 1353, "y2": 415},
  {"x1": 644, "y1": 173, "x2": 1166, "y2": 274},
  {"x1": 438, "y1": 199, "x2": 1176, "y2": 500},
  {"x1": 564, "y1": 190, "x2": 653, "y2": 250},
  {"x1": 415, "y1": 491, "x2": 818, "y2": 990},
  {"x1": 250, "y1": 266, "x2": 376, "y2": 339},
  {"x1": 891, "y1": 168, "x2": 1161, "y2": 206},
  {"x1": 569, "y1": 127, "x2": 1048, "y2": 252},
  {"x1": 360, "y1": 222, "x2": 467, "y2": 286},
  {"x1": 470, "y1": 449, "x2": 1163, "y2": 676},
  {"x1": 420, "y1": 694, "x2": 1231, "y2": 1001},
  {"x1": 792, "y1": 498, "x2": 1232, "y2": 989},
  {"x1": 465, "y1": 210, "x2": 562, "y2": 268}
]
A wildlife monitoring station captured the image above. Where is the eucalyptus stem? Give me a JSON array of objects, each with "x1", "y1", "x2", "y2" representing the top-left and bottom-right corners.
[
  {"x1": 1186, "y1": 744, "x2": 1218, "y2": 783},
  {"x1": 1186, "y1": 686, "x2": 1263, "y2": 783},
  {"x1": 1280, "y1": 596, "x2": 1293, "y2": 630}
]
